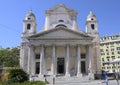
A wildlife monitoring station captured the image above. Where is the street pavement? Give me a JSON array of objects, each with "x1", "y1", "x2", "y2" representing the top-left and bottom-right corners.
[{"x1": 47, "y1": 79, "x2": 120, "y2": 85}]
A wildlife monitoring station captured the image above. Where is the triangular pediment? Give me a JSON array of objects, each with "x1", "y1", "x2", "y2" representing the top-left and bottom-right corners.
[
  {"x1": 29, "y1": 27, "x2": 93, "y2": 40},
  {"x1": 46, "y1": 4, "x2": 77, "y2": 14}
]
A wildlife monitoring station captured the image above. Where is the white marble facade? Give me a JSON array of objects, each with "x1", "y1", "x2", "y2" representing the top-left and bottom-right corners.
[{"x1": 20, "y1": 4, "x2": 101, "y2": 79}]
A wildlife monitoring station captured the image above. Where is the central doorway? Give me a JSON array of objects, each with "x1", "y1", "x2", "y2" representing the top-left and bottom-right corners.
[
  {"x1": 81, "y1": 61, "x2": 86, "y2": 74},
  {"x1": 57, "y1": 58, "x2": 64, "y2": 74}
]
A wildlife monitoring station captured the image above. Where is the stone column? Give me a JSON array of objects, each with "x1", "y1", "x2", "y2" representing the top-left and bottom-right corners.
[
  {"x1": 77, "y1": 45, "x2": 82, "y2": 77},
  {"x1": 20, "y1": 45, "x2": 24, "y2": 68},
  {"x1": 87, "y1": 45, "x2": 94, "y2": 79},
  {"x1": 31, "y1": 47, "x2": 35, "y2": 75},
  {"x1": 88, "y1": 45, "x2": 92, "y2": 73},
  {"x1": 39, "y1": 45, "x2": 44, "y2": 76},
  {"x1": 51, "y1": 45, "x2": 56, "y2": 75},
  {"x1": 65, "y1": 44, "x2": 70, "y2": 77},
  {"x1": 27, "y1": 45, "x2": 32, "y2": 74}
]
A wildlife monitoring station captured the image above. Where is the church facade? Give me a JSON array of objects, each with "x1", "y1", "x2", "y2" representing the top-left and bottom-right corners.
[{"x1": 20, "y1": 4, "x2": 101, "y2": 80}]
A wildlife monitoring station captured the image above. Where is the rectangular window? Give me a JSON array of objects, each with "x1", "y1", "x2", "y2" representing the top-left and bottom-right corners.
[
  {"x1": 116, "y1": 42, "x2": 120, "y2": 45},
  {"x1": 102, "y1": 67, "x2": 105, "y2": 69},
  {"x1": 112, "y1": 52, "x2": 114, "y2": 55},
  {"x1": 27, "y1": 24, "x2": 31, "y2": 30},
  {"x1": 118, "y1": 56, "x2": 120, "y2": 58},
  {"x1": 111, "y1": 49, "x2": 114, "y2": 51},
  {"x1": 100, "y1": 44, "x2": 104, "y2": 46},
  {"x1": 35, "y1": 54, "x2": 40, "y2": 59},
  {"x1": 118, "y1": 51, "x2": 120, "y2": 54},
  {"x1": 100, "y1": 49, "x2": 103, "y2": 52},
  {"x1": 117, "y1": 47, "x2": 120, "y2": 50},
  {"x1": 81, "y1": 54, "x2": 86, "y2": 59},
  {"x1": 107, "y1": 58, "x2": 110, "y2": 61},
  {"x1": 111, "y1": 56, "x2": 115, "y2": 60},
  {"x1": 107, "y1": 53, "x2": 109, "y2": 55},
  {"x1": 102, "y1": 58, "x2": 104, "y2": 61},
  {"x1": 101, "y1": 53, "x2": 105, "y2": 55},
  {"x1": 106, "y1": 49, "x2": 108, "y2": 51},
  {"x1": 107, "y1": 67, "x2": 111, "y2": 69}
]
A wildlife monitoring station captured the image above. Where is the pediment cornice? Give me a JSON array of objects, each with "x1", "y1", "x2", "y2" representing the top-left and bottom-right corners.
[
  {"x1": 28, "y1": 27, "x2": 93, "y2": 40},
  {"x1": 46, "y1": 4, "x2": 77, "y2": 15}
]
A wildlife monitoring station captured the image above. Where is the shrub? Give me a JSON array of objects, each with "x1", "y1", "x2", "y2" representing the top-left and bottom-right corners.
[
  {"x1": 1, "y1": 72, "x2": 8, "y2": 82},
  {"x1": 7, "y1": 68, "x2": 28, "y2": 83},
  {"x1": 0, "y1": 81, "x2": 47, "y2": 85}
]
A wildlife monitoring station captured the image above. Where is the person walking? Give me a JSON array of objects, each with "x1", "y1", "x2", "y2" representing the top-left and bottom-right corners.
[
  {"x1": 105, "y1": 75, "x2": 108, "y2": 85},
  {"x1": 115, "y1": 73, "x2": 119, "y2": 85}
]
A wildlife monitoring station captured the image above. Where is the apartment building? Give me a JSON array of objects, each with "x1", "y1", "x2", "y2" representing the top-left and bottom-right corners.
[{"x1": 100, "y1": 34, "x2": 120, "y2": 73}]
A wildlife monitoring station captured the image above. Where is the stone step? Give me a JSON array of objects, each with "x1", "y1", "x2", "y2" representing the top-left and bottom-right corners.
[
  {"x1": 46, "y1": 76, "x2": 90, "y2": 84},
  {"x1": 31, "y1": 75, "x2": 91, "y2": 84}
]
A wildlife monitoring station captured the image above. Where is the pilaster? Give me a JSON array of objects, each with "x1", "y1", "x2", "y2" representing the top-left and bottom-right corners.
[
  {"x1": 27, "y1": 45, "x2": 32, "y2": 74},
  {"x1": 88, "y1": 45, "x2": 94, "y2": 80}
]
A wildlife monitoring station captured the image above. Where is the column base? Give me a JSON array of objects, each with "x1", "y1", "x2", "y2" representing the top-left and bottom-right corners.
[
  {"x1": 29, "y1": 75, "x2": 34, "y2": 81},
  {"x1": 77, "y1": 73, "x2": 82, "y2": 77},
  {"x1": 88, "y1": 73, "x2": 94, "y2": 80},
  {"x1": 65, "y1": 73, "x2": 70, "y2": 77},
  {"x1": 39, "y1": 74, "x2": 45, "y2": 81}
]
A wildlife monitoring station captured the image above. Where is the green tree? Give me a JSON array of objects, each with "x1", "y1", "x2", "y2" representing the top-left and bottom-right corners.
[{"x1": 0, "y1": 47, "x2": 20, "y2": 67}]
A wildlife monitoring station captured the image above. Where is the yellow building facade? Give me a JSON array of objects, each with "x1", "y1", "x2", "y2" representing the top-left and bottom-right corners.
[{"x1": 100, "y1": 34, "x2": 120, "y2": 73}]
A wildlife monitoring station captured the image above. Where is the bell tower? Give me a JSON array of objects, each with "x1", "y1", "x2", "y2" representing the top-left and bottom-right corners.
[
  {"x1": 22, "y1": 10, "x2": 37, "y2": 37},
  {"x1": 86, "y1": 11, "x2": 101, "y2": 74},
  {"x1": 20, "y1": 10, "x2": 37, "y2": 71},
  {"x1": 86, "y1": 11, "x2": 98, "y2": 35}
]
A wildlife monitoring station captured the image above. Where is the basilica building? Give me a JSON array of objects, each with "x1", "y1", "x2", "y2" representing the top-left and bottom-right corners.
[{"x1": 20, "y1": 4, "x2": 101, "y2": 80}]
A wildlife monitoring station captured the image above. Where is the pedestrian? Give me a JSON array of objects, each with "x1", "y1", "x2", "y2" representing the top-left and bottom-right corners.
[
  {"x1": 115, "y1": 73, "x2": 119, "y2": 85},
  {"x1": 104, "y1": 75, "x2": 108, "y2": 85},
  {"x1": 53, "y1": 75, "x2": 55, "y2": 85},
  {"x1": 44, "y1": 75, "x2": 47, "y2": 82}
]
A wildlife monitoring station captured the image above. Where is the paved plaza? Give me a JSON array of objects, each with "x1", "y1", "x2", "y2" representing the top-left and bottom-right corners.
[
  {"x1": 46, "y1": 77, "x2": 120, "y2": 85},
  {"x1": 47, "y1": 80, "x2": 119, "y2": 85}
]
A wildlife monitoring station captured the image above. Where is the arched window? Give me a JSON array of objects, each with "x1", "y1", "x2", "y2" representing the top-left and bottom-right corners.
[
  {"x1": 91, "y1": 24, "x2": 95, "y2": 30},
  {"x1": 27, "y1": 24, "x2": 31, "y2": 30}
]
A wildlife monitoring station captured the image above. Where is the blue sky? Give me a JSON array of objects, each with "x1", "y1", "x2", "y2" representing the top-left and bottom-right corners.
[{"x1": 0, "y1": 0, "x2": 120, "y2": 48}]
